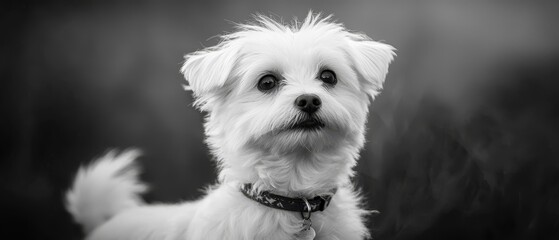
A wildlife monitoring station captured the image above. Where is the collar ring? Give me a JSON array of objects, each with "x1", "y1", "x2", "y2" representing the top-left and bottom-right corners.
[{"x1": 300, "y1": 197, "x2": 312, "y2": 220}]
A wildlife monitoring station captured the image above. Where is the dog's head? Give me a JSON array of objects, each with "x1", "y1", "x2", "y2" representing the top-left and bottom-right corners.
[{"x1": 181, "y1": 13, "x2": 394, "y2": 192}]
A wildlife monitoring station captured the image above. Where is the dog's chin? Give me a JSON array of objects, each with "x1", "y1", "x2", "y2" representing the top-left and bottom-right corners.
[{"x1": 252, "y1": 118, "x2": 346, "y2": 153}]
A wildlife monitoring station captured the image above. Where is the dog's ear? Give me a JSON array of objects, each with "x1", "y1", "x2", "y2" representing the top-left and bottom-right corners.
[
  {"x1": 181, "y1": 42, "x2": 241, "y2": 110},
  {"x1": 346, "y1": 35, "x2": 395, "y2": 98}
]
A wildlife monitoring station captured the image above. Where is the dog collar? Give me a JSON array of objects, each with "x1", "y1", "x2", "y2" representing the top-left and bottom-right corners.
[{"x1": 240, "y1": 183, "x2": 335, "y2": 213}]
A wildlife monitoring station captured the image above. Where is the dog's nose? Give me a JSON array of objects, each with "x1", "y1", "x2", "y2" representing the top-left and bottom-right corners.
[{"x1": 294, "y1": 94, "x2": 321, "y2": 113}]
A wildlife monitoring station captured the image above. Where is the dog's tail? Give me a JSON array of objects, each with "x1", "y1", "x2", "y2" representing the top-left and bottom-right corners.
[{"x1": 65, "y1": 149, "x2": 148, "y2": 233}]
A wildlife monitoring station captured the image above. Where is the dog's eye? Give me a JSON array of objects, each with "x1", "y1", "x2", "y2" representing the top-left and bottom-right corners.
[
  {"x1": 257, "y1": 75, "x2": 278, "y2": 92},
  {"x1": 319, "y1": 70, "x2": 337, "y2": 85}
]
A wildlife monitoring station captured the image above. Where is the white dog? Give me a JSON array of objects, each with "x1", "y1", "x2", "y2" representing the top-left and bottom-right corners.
[{"x1": 66, "y1": 12, "x2": 395, "y2": 240}]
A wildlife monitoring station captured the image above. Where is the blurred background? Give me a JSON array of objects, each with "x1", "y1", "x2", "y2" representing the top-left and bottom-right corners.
[{"x1": 2, "y1": 0, "x2": 559, "y2": 239}]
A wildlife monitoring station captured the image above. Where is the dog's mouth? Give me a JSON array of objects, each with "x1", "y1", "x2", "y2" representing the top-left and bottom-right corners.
[{"x1": 289, "y1": 116, "x2": 325, "y2": 131}]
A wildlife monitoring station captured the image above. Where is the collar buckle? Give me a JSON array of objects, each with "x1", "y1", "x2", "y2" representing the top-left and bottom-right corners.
[{"x1": 317, "y1": 195, "x2": 331, "y2": 211}]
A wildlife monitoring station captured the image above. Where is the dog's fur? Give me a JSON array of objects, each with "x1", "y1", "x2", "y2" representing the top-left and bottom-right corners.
[{"x1": 66, "y1": 13, "x2": 395, "y2": 240}]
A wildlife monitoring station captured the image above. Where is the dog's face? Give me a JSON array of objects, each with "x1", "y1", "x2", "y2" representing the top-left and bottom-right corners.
[{"x1": 181, "y1": 14, "x2": 394, "y2": 189}]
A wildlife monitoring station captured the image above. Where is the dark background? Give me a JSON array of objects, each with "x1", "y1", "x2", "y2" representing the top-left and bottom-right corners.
[{"x1": 2, "y1": 0, "x2": 559, "y2": 239}]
